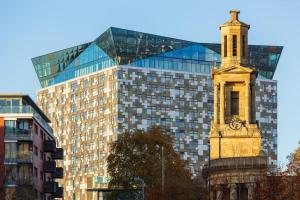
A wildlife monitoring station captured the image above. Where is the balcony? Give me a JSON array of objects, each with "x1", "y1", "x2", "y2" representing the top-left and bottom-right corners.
[
  {"x1": 4, "y1": 151, "x2": 33, "y2": 164},
  {"x1": 52, "y1": 148, "x2": 63, "y2": 160},
  {"x1": 43, "y1": 181, "x2": 58, "y2": 193},
  {"x1": 4, "y1": 128, "x2": 32, "y2": 141},
  {"x1": 43, "y1": 161, "x2": 56, "y2": 173},
  {"x1": 0, "y1": 106, "x2": 53, "y2": 134},
  {"x1": 52, "y1": 167, "x2": 63, "y2": 179},
  {"x1": 44, "y1": 140, "x2": 56, "y2": 152},
  {"x1": 17, "y1": 151, "x2": 33, "y2": 163},
  {"x1": 53, "y1": 186, "x2": 63, "y2": 198}
]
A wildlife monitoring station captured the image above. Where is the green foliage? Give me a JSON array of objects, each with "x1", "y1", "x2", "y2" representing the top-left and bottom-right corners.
[{"x1": 107, "y1": 126, "x2": 198, "y2": 200}]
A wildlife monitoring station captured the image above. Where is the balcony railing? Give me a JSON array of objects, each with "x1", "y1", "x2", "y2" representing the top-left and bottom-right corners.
[
  {"x1": 44, "y1": 140, "x2": 56, "y2": 152},
  {"x1": 4, "y1": 177, "x2": 33, "y2": 186},
  {"x1": 52, "y1": 148, "x2": 63, "y2": 160},
  {"x1": 4, "y1": 128, "x2": 32, "y2": 140},
  {"x1": 44, "y1": 160, "x2": 56, "y2": 173},
  {"x1": 4, "y1": 179, "x2": 17, "y2": 186},
  {"x1": 52, "y1": 167, "x2": 63, "y2": 179},
  {"x1": 53, "y1": 186, "x2": 64, "y2": 198},
  {"x1": 0, "y1": 106, "x2": 53, "y2": 134},
  {"x1": 4, "y1": 151, "x2": 33, "y2": 164},
  {"x1": 43, "y1": 181, "x2": 58, "y2": 193}
]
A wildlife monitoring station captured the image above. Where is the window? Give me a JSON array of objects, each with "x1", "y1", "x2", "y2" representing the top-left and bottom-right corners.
[
  {"x1": 231, "y1": 91, "x2": 239, "y2": 115},
  {"x1": 5, "y1": 143, "x2": 16, "y2": 159},
  {"x1": 34, "y1": 124, "x2": 38, "y2": 134},
  {"x1": 242, "y1": 35, "x2": 245, "y2": 58},
  {"x1": 147, "y1": 74, "x2": 156, "y2": 82},
  {"x1": 71, "y1": 82, "x2": 78, "y2": 92},
  {"x1": 224, "y1": 35, "x2": 227, "y2": 57},
  {"x1": 34, "y1": 145, "x2": 38, "y2": 156},
  {"x1": 19, "y1": 165, "x2": 31, "y2": 182},
  {"x1": 34, "y1": 167, "x2": 38, "y2": 177},
  {"x1": 232, "y1": 35, "x2": 237, "y2": 56},
  {"x1": 4, "y1": 120, "x2": 16, "y2": 133},
  {"x1": 40, "y1": 171, "x2": 43, "y2": 181},
  {"x1": 5, "y1": 165, "x2": 17, "y2": 185},
  {"x1": 40, "y1": 130, "x2": 44, "y2": 139}
]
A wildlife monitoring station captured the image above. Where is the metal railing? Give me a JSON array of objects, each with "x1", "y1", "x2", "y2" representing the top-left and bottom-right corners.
[
  {"x1": 4, "y1": 151, "x2": 33, "y2": 163},
  {"x1": 0, "y1": 106, "x2": 53, "y2": 134},
  {"x1": 4, "y1": 128, "x2": 32, "y2": 140}
]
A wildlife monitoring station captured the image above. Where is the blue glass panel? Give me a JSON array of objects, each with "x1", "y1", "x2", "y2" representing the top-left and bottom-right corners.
[{"x1": 32, "y1": 27, "x2": 283, "y2": 87}]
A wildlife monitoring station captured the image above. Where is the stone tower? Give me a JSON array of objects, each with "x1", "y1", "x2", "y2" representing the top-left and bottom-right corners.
[
  {"x1": 210, "y1": 10, "x2": 261, "y2": 160},
  {"x1": 204, "y1": 10, "x2": 268, "y2": 200}
]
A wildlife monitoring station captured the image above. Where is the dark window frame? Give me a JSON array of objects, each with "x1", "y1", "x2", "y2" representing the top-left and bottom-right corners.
[
  {"x1": 224, "y1": 35, "x2": 227, "y2": 57},
  {"x1": 232, "y1": 35, "x2": 237, "y2": 56},
  {"x1": 231, "y1": 91, "x2": 239, "y2": 115}
]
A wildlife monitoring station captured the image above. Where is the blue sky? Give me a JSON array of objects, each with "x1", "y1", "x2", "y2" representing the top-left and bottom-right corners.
[{"x1": 0, "y1": 0, "x2": 299, "y2": 165}]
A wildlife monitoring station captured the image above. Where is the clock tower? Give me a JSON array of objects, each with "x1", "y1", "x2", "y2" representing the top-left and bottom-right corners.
[
  {"x1": 204, "y1": 10, "x2": 268, "y2": 200},
  {"x1": 209, "y1": 10, "x2": 262, "y2": 159}
]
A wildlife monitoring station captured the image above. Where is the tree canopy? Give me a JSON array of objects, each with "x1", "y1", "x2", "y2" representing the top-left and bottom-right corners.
[{"x1": 107, "y1": 127, "x2": 199, "y2": 200}]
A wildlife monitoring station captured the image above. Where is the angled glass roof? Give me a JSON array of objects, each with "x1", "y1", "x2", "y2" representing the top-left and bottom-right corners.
[{"x1": 32, "y1": 27, "x2": 283, "y2": 88}]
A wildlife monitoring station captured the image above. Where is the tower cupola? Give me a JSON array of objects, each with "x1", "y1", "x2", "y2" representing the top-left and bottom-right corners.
[{"x1": 220, "y1": 10, "x2": 250, "y2": 67}]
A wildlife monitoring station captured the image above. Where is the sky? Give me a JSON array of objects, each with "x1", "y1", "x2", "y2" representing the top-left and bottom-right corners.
[{"x1": 0, "y1": 0, "x2": 299, "y2": 165}]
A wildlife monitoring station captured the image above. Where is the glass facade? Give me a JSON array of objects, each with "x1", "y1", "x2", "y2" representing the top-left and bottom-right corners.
[{"x1": 32, "y1": 27, "x2": 283, "y2": 87}]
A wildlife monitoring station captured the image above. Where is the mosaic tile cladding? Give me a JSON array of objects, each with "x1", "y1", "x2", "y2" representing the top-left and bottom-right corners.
[{"x1": 33, "y1": 27, "x2": 282, "y2": 200}]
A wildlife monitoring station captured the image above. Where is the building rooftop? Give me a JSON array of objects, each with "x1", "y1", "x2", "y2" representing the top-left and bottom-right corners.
[
  {"x1": 32, "y1": 27, "x2": 283, "y2": 88},
  {"x1": 0, "y1": 94, "x2": 53, "y2": 134}
]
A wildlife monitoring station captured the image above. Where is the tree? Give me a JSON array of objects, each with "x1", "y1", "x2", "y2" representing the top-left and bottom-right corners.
[
  {"x1": 256, "y1": 142, "x2": 300, "y2": 200},
  {"x1": 107, "y1": 127, "x2": 199, "y2": 200}
]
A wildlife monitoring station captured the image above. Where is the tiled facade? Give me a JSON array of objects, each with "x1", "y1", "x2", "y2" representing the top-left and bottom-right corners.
[
  {"x1": 117, "y1": 66, "x2": 278, "y2": 169},
  {"x1": 37, "y1": 68, "x2": 118, "y2": 200},
  {"x1": 0, "y1": 94, "x2": 63, "y2": 200},
  {"x1": 37, "y1": 65, "x2": 277, "y2": 199}
]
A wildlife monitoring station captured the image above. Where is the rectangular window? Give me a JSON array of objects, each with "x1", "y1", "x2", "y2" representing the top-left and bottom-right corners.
[
  {"x1": 5, "y1": 143, "x2": 16, "y2": 159},
  {"x1": 19, "y1": 165, "x2": 31, "y2": 183},
  {"x1": 224, "y1": 35, "x2": 227, "y2": 57},
  {"x1": 4, "y1": 120, "x2": 16, "y2": 134},
  {"x1": 231, "y1": 91, "x2": 239, "y2": 115},
  {"x1": 34, "y1": 145, "x2": 38, "y2": 156},
  {"x1": 5, "y1": 165, "x2": 17, "y2": 185},
  {"x1": 40, "y1": 171, "x2": 43, "y2": 181},
  {"x1": 232, "y1": 35, "x2": 237, "y2": 56},
  {"x1": 34, "y1": 124, "x2": 38, "y2": 134},
  {"x1": 242, "y1": 35, "x2": 245, "y2": 58},
  {"x1": 34, "y1": 167, "x2": 37, "y2": 177}
]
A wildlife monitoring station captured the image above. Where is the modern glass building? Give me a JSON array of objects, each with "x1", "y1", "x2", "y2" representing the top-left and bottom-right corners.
[{"x1": 32, "y1": 27, "x2": 282, "y2": 200}]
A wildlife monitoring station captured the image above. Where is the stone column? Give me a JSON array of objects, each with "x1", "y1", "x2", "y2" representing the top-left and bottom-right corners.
[
  {"x1": 220, "y1": 82, "x2": 225, "y2": 124},
  {"x1": 245, "y1": 81, "x2": 250, "y2": 124},
  {"x1": 214, "y1": 84, "x2": 219, "y2": 124},
  {"x1": 216, "y1": 185, "x2": 223, "y2": 200},
  {"x1": 228, "y1": 183, "x2": 237, "y2": 200},
  {"x1": 246, "y1": 183, "x2": 256, "y2": 200}
]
